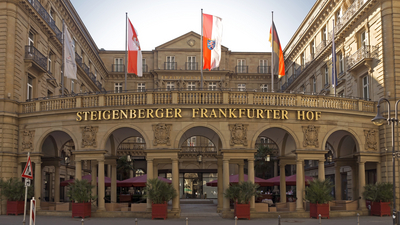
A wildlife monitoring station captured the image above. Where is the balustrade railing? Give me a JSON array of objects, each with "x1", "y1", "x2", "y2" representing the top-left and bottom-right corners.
[
  {"x1": 164, "y1": 62, "x2": 177, "y2": 70},
  {"x1": 25, "y1": 46, "x2": 47, "y2": 70},
  {"x1": 40, "y1": 97, "x2": 76, "y2": 111},
  {"x1": 185, "y1": 62, "x2": 198, "y2": 70},
  {"x1": 235, "y1": 66, "x2": 248, "y2": 74},
  {"x1": 180, "y1": 146, "x2": 217, "y2": 154},
  {"x1": 347, "y1": 45, "x2": 378, "y2": 69},
  {"x1": 178, "y1": 92, "x2": 222, "y2": 104},
  {"x1": 106, "y1": 93, "x2": 146, "y2": 106},
  {"x1": 315, "y1": 40, "x2": 328, "y2": 56},
  {"x1": 257, "y1": 66, "x2": 271, "y2": 74}
]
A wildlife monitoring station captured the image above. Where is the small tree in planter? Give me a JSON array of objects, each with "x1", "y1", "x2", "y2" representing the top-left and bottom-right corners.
[
  {"x1": 143, "y1": 178, "x2": 177, "y2": 220},
  {"x1": 305, "y1": 179, "x2": 333, "y2": 219},
  {"x1": 362, "y1": 182, "x2": 393, "y2": 217},
  {"x1": 67, "y1": 179, "x2": 96, "y2": 218},
  {"x1": 224, "y1": 181, "x2": 259, "y2": 220},
  {"x1": 0, "y1": 178, "x2": 33, "y2": 215}
]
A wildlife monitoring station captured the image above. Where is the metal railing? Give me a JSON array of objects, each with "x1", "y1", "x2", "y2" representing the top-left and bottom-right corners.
[
  {"x1": 235, "y1": 65, "x2": 248, "y2": 73},
  {"x1": 257, "y1": 66, "x2": 271, "y2": 74},
  {"x1": 27, "y1": 0, "x2": 62, "y2": 42},
  {"x1": 180, "y1": 146, "x2": 217, "y2": 154},
  {"x1": 112, "y1": 64, "x2": 125, "y2": 72},
  {"x1": 347, "y1": 45, "x2": 378, "y2": 70},
  {"x1": 25, "y1": 45, "x2": 47, "y2": 70},
  {"x1": 185, "y1": 62, "x2": 198, "y2": 70},
  {"x1": 315, "y1": 40, "x2": 328, "y2": 56},
  {"x1": 335, "y1": 0, "x2": 366, "y2": 35},
  {"x1": 75, "y1": 53, "x2": 82, "y2": 65},
  {"x1": 164, "y1": 62, "x2": 177, "y2": 70},
  {"x1": 82, "y1": 63, "x2": 90, "y2": 75}
]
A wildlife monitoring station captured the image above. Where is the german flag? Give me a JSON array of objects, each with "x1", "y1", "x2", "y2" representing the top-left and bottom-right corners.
[{"x1": 269, "y1": 22, "x2": 285, "y2": 77}]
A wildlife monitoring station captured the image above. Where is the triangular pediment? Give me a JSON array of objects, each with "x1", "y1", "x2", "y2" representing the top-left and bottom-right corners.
[{"x1": 155, "y1": 31, "x2": 228, "y2": 51}]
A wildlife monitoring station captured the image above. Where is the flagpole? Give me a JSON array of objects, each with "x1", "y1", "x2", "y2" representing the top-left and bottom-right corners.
[
  {"x1": 271, "y1": 11, "x2": 274, "y2": 92},
  {"x1": 62, "y1": 20, "x2": 65, "y2": 96},
  {"x1": 124, "y1": 13, "x2": 128, "y2": 91},
  {"x1": 200, "y1": 9, "x2": 203, "y2": 90},
  {"x1": 332, "y1": 19, "x2": 336, "y2": 97}
]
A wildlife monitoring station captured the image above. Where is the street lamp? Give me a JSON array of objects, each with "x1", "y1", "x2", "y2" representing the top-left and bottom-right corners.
[
  {"x1": 264, "y1": 154, "x2": 271, "y2": 162},
  {"x1": 371, "y1": 98, "x2": 400, "y2": 225}
]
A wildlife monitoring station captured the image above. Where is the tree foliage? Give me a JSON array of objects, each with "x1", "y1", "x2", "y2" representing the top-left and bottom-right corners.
[
  {"x1": 362, "y1": 182, "x2": 393, "y2": 203},
  {"x1": 67, "y1": 179, "x2": 96, "y2": 203},
  {"x1": 117, "y1": 156, "x2": 135, "y2": 180},
  {"x1": 143, "y1": 178, "x2": 177, "y2": 204},
  {"x1": 254, "y1": 145, "x2": 274, "y2": 179},
  {"x1": 0, "y1": 178, "x2": 33, "y2": 201},
  {"x1": 305, "y1": 179, "x2": 334, "y2": 204},
  {"x1": 224, "y1": 181, "x2": 260, "y2": 204}
]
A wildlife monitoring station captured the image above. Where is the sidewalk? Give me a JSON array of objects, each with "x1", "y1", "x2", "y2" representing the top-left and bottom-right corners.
[{"x1": 0, "y1": 215, "x2": 392, "y2": 225}]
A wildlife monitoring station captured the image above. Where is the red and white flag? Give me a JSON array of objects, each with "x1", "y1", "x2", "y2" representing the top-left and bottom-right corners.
[
  {"x1": 202, "y1": 13, "x2": 222, "y2": 70},
  {"x1": 127, "y1": 18, "x2": 142, "y2": 77}
]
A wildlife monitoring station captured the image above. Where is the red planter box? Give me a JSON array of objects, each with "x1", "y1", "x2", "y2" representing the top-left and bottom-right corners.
[
  {"x1": 310, "y1": 202, "x2": 329, "y2": 219},
  {"x1": 370, "y1": 201, "x2": 391, "y2": 217},
  {"x1": 7, "y1": 200, "x2": 25, "y2": 215},
  {"x1": 234, "y1": 203, "x2": 250, "y2": 220},
  {"x1": 72, "y1": 202, "x2": 91, "y2": 218},
  {"x1": 152, "y1": 202, "x2": 167, "y2": 220}
]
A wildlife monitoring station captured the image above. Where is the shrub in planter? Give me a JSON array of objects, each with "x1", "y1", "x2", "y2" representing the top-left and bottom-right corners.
[
  {"x1": 362, "y1": 182, "x2": 393, "y2": 217},
  {"x1": 0, "y1": 178, "x2": 33, "y2": 215},
  {"x1": 224, "y1": 181, "x2": 259, "y2": 220},
  {"x1": 305, "y1": 179, "x2": 333, "y2": 219},
  {"x1": 67, "y1": 179, "x2": 96, "y2": 218},
  {"x1": 143, "y1": 178, "x2": 177, "y2": 220}
]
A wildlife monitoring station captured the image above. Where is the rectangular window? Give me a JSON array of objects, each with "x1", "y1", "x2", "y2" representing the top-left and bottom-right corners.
[
  {"x1": 237, "y1": 59, "x2": 246, "y2": 73},
  {"x1": 260, "y1": 84, "x2": 268, "y2": 92},
  {"x1": 27, "y1": 76, "x2": 33, "y2": 100},
  {"x1": 48, "y1": 52, "x2": 52, "y2": 74},
  {"x1": 338, "y1": 53, "x2": 344, "y2": 74},
  {"x1": 114, "y1": 58, "x2": 123, "y2": 72},
  {"x1": 187, "y1": 56, "x2": 196, "y2": 70},
  {"x1": 166, "y1": 56, "x2": 175, "y2": 70},
  {"x1": 259, "y1": 59, "x2": 268, "y2": 73},
  {"x1": 360, "y1": 31, "x2": 367, "y2": 47},
  {"x1": 142, "y1": 58, "x2": 147, "y2": 73},
  {"x1": 336, "y1": 9, "x2": 342, "y2": 22},
  {"x1": 312, "y1": 77, "x2": 316, "y2": 93},
  {"x1": 137, "y1": 83, "x2": 145, "y2": 92},
  {"x1": 71, "y1": 80, "x2": 74, "y2": 93},
  {"x1": 324, "y1": 66, "x2": 329, "y2": 86},
  {"x1": 49, "y1": 8, "x2": 55, "y2": 19},
  {"x1": 310, "y1": 40, "x2": 315, "y2": 57},
  {"x1": 301, "y1": 53, "x2": 305, "y2": 68},
  {"x1": 363, "y1": 76, "x2": 369, "y2": 100},
  {"x1": 237, "y1": 84, "x2": 246, "y2": 91},
  {"x1": 188, "y1": 82, "x2": 196, "y2": 90},
  {"x1": 338, "y1": 91, "x2": 344, "y2": 98},
  {"x1": 167, "y1": 81, "x2": 175, "y2": 90},
  {"x1": 322, "y1": 26, "x2": 327, "y2": 41},
  {"x1": 29, "y1": 31, "x2": 34, "y2": 46},
  {"x1": 208, "y1": 82, "x2": 216, "y2": 90},
  {"x1": 114, "y1": 83, "x2": 122, "y2": 93}
]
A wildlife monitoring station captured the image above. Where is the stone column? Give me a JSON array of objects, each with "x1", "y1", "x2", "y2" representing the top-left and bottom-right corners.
[
  {"x1": 217, "y1": 157, "x2": 223, "y2": 212},
  {"x1": 238, "y1": 160, "x2": 244, "y2": 182},
  {"x1": 248, "y1": 158, "x2": 255, "y2": 210},
  {"x1": 107, "y1": 165, "x2": 111, "y2": 178},
  {"x1": 111, "y1": 164, "x2": 117, "y2": 203},
  {"x1": 280, "y1": 164, "x2": 286, "y2": 203},
  {"x1": 91, "y1": 161, "x2": 97, "y2": 206},
  {"x1": 273, "y1": 161, "x2": 278, "y2": 192},
  {"x1": 54, "y1": 166, "x2": 60, "y2": 202},
  {"x1": 358, "y1": 160, "x2": 366, "y2": 209},
  {"x1": 351, "y1": 165, "x2": 358, "y2": 201},
  {"x1": 17, "y1": 163, "x2": 22, "y2": 179},
  {"x1": 335, "y1": 164, "x2": 342, "y2": 200},
  {"x1": 223, "y1": 159, "x2": 230, "y2": 212},
  {"x1": 172, "y1": 158, "x2": 179, "y2": 212},
  {"x1": 34, "y1": 161, "x2": 42, "y2": 210},
  {"x1": 376, "y1": 162, "x2": 382, "y2": 183},
  {"x1": 98, "y1": 159, "x2": 105, "y2": 211},
  {"x1": 146, "y1": 159, "x2": 154, "y2": 211},
  {"x1": 75, "y1": 160, "x2": 82, "y2": 180},
  {"x1": 318, "y1": 160, "x2": 325, "y2": 181},
  {"x1": 130, "y1": 169, "x2": 134, "y2": 178},
  {"x1": 153, "y1": 162, "x2": 159, "y2": 178},
  {"x1": 296, "y1": 160, "x2": 304, "y2": 211}
]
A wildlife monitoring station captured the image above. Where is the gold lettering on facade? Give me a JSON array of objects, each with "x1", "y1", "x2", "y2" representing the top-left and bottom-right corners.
[
  {"x1": 166, "y1": 108, "x2": 173, "y2": 118},
  {"x1": 209, "y1": 109, "x2": 217, "y2": 118},
  {"x1": 281, "y1": 110, "x2": 288, "y2": 120},
  {"x1": 76, "y1": 112, "x2": 82, "y2": 121},
  {"x1": 266, "y1": 110, "x2": 272, "y2": 119},
  {"x1": 112, "y1": 110, "x2": 119, "y2": 119},
  {"x1": 273, "y1": 110, "x2": 280, "y2": 119},
  {"x1": 138, "y1": 109, "x2": 145, "y2": 118},
  {"x1": 247, "y1": 109, "x2": 255, "y2": 118},
  {"x1": 156, "y1": 109, "x2": 164, "y2": 118},
  {"x1": 147, "y1": 109, "x2": 154, "y2": 118},
  {"x1": 201, "y1": 109, "x2": 208, "y2": 118},
  {"x1": 257, "y1": 109, "x2": 264, "y2": 119},
  {"x1": 229, "y1": 109, "x2": 237, "y2": 118},
  {"x1": 130, "y1": 109, "x2": 137, "y2": 119},
  {"x1": 174, "y1": 108, "x2": 182, "y2": 118},
  {"x1": 219, "y1": 108, "x2": 227, "y2": 118},
  {"x1": 192, "y1": 108, "x2": 199, "y2": 118},
  {"x1": 103, "y1": 110, "x2": 111, "y2": 120},
  {"x1": 306, "y1": 111, "x2": 314, "y2": 120},
  {"x1": 83, "y1": 111, "x2": 89, "y2": 121},
  {"x1": 121, "y1": 110, "x2": 128, "y2": 119},
  {"x1": 90, "y1": 111, "x2": 98, "y2": 121},
  {"x1": 297, "y1": 111, "x2": 305, "y2": 120},
  {"x1": 239, "y1": 109, "x2": 245, "y2": 118}
]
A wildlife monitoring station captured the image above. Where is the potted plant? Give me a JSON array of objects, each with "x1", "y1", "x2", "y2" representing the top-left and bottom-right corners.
[
  {"x1": 224, "y1": 181, "x2": 259, "y2": 220},
  {"x1": 305, "y1": 179, "x2": 333, "y2": 219},
  {"x1": 362, "y1": 182, "x2": 392, "y2": 217},
  {"x1": 67, "y1": 179, "x2": 96, "y2": 218},
  {"x1": 0, "y1": 178, "x2": 33, "y2": 215},
  {"x1": 143, "y1": 178, "x2": 177, "y2": 220}
]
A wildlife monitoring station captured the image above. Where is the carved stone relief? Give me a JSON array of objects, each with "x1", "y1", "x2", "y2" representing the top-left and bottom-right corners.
[
  {"x1": 364, "y1": 129, "x2": 377, "y2": 151},
  {"x1": 302, "y1": 125, "x2": 319, "y2": 148},
  {"x1": 81, "y1": 126, "x2": 98, "y2": 148},
  {"x1": 153, "y1": 123, "x2": 172, "y2": 146},
  {"x1": 22, "y1": 129, "x2": 35, "y2": 152},
  {"x1": 229, "y1": 123, "x2": 248, "y2": 146}
]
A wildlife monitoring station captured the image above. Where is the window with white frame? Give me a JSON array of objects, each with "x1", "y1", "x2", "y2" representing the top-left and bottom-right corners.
[
  {"x1": 71, "y1": 80, "x2": 74, "y2": 93},
  {"x1": 187, "y1": 137, "x2": 196, "y2": 146},
  {"x1": 259, "y1": 59, "x2": 268, "y2": 73},
  {"x1": 27, "y1": 76, "x2": 33, "y2": 100},
  {"x1": 137, "y1": 83, "x2": 145, "y2": 92},
  {"x1": 312, "y1": 76, "x2": 316, "y2": 93},
  {"x1": 238, "y1": 84, "x2": 246, "y2": 91},
  {"x1": 187, "y1": 82, "x2": 196, "y2": 90},
  {"x1": 48, "y1": 52, "x2": 53, "y2": 74},
  {"x1": 114, "y1": 83, "x2": 122, "y2": 93},
  {"x1": 310, "y1": 40, "x2": 315, "y2": 57},
  {"x1": 166, "y1": 56, "x2": 175, "y2": 70},
  {"x1": 338, "y1": 53, "x2": 344, "y2": 74},
  {"x1": 28, "y1": 31, "x2": 34, "y2": 47},
  {"x1": 49, "y1": 8, "x2": 55, "y2": 19},
  {"x1": 260, "y1": 84, "x2": 268, "y2": 92},
  {"x1": 208, "y1": 82, "x2": 217, "y2": 90},
  {"x1": 167, "y1": 81, "x2": 175, "y2": 90},
  {"x1": 301, "y1": 53, "x2": 305, "y2": 68},
  {"x1": 360, "y1": 31, "x2": 368, "y2": 48},
  {"x1": 114, "y1": 58, "x2": 123, "y2": 72},
  {"x1": 362, "y1": 75, "x2": 369, "y2": 100},
  {"x1": 336, "y1": 8, "x2": 342, "y2": 22},
  {"x1": 237, "y1": 59, "x2": 246, "y2": 73},
  {"x1": 187, "y1": 56, "x2": 196, "y2": 70},
  {"x1": 324, "y1": 66, "x2": 329, "y2": 86},
  {"x1": 142, "y1": 58, "x2": 147, "y2": 73},
  {"x1": 322, "y1": 26, "x2": 327, "y2": 41}
]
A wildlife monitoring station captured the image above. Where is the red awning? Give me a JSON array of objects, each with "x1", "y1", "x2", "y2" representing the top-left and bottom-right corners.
[
  {"x1": 263, "y1": 174, "x2": 315, "y2": 186},
  {"x1": 119, "y1": 174, "x2": 172, "y2": 187},
  {"x1": 205, "y1": 174, "x2": 271, "y2": 187}
]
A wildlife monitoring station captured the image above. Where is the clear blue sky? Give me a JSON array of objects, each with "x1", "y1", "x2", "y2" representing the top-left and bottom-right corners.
[{"x1": 70, "y1": 0, "x2": 316, "y2": 52}]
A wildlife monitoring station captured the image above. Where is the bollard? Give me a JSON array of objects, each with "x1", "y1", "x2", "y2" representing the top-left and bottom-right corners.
[
  {"x1": 319, "y1": 214, "x2": 321, "y2": 225},
  {"x1": 278, "y1": 215, "x2": 281, "y2": 225},
  {"x1": 186, "y1": 217, "x2": 188, "y2": 225},
  {"x1": 135, "y1": 218, "x2": 138, "y2": 225},
  {"x1": 234, "y1": 216, "x2": 237, "y2": 225},
  {"x1": 81, "y1": 218, "x2": 84, "y2": 225}
]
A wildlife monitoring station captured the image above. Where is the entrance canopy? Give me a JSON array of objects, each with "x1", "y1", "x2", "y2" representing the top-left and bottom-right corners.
[
  {"x1": 205, "y1": 174, "x2": 270, "y2": 187},
  {"x1": 60, "y1": 174, "x2": 120, "y2": 187},
  {"x1": 263, "y1": 174, "x2": 315, "y2": 186},
  {"x1": 119, "y1": 174, "x2": 172, "y2": 187}
]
